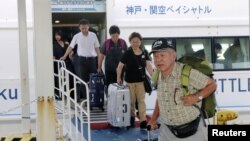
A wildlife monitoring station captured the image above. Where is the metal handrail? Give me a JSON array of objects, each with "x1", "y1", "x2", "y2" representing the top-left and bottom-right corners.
[{"x1": 54, "y1": 60, "x2": 91, "y2": 141}]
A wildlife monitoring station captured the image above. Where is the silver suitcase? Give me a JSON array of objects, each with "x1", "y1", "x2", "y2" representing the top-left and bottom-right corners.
[{"x1": 107, "y1": 83, "x2": 131, "y2": 127}]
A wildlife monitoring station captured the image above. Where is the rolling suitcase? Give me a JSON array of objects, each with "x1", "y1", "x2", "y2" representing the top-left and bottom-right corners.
[
  {"x1": 89, "y1": 73, "x2": 105, "y2": 111},
  {"x1": 107, "y1": 83, "x2": 130, "y2": 127}
]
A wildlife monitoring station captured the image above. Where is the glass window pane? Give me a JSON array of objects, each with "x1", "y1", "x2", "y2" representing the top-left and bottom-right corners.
[
  {"x1": 213, "y1": 37, "x2": 250, "y2": 70},
  {"x1": 176, "y1": 38, "x2": 212, "y2": 63}
]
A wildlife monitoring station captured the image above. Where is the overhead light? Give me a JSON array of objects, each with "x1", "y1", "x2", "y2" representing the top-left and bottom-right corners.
[{"x1": 55, "y1": 20, "x2": 60, "y2": 23}]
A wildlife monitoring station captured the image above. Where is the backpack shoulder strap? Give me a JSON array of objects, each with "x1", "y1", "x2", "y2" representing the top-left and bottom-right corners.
[
  {"x1": 152, "y1": 69, "x2": 160, "y2": 88},
  {"x1": 181, "y1": 65, "x2": 192, "y2": 96},
  {"x1": 105, "y1": 39, "x2": 111, "y2": 53},
  {"x1": 118, "y1": 38, "x2": 125, "y2": 48},
  {"x1": 106, "y1": 38, "x2": 125, "y2": 53}
]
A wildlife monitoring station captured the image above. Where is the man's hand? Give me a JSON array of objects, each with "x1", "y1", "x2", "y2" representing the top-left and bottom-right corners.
[
  {"x1": 60, "y1": 56, "x2": 66, "y2": 61},
  {"x1": 97, "y1": 68, "x2": 103, "y2": 74},
  {"x1": 117, "y1": 77, "x2": 122, "y2": 85},
  {"x1": 147, "y1": 120, "x2": 159, "y2": 131}
]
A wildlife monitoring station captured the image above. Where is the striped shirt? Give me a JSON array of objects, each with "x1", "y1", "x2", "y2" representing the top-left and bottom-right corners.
[{"x1": 157, "y1": 62, "x2": 209, "y2": 126}]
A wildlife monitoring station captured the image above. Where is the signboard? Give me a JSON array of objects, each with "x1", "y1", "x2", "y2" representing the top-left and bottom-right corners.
[
  {"x1": 51, "y1": 0, "x2": 105, "y2": 12},
  {"x1": 107, "y1": 0, "x2": 249, "y2": 38},
  {"x1": 108, "y1": 0, "x2": 248, "y2": 26}
]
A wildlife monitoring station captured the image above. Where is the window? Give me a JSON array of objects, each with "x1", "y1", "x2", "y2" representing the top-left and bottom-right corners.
[
  {"x1": 176, "y1": 38, "x2": 211, "y2": 63},
  {"x1": 213, "y1": 37, "x2": 250, "y2": 69}
]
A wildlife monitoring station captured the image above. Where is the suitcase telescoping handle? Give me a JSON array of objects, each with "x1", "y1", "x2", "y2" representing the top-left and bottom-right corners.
[{"x1": 112, "y1": 83, "x2": 127, "y2": 89}]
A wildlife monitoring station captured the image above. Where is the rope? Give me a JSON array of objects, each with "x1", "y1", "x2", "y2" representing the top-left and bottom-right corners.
[{"x1": 0, "y1": 99, "x2": 37, "y2": 115}]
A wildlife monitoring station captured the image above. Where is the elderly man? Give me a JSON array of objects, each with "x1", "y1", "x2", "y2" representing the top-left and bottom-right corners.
[{"x1": 148, "y1": 38, "x2": 217, "y2": 141}]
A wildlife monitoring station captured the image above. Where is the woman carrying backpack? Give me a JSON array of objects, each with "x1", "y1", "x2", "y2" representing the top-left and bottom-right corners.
[{"x1": 98, "y1": 25, "x2": 128, "y2": 92}]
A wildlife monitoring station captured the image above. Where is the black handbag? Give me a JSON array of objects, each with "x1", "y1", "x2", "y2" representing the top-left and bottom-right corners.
[
  {"x1": 143, "y1": 75, "x2": 152, "y2": 94},
  {"x1": 133, "y1": 50, "x2": 152, "y2": 95}
]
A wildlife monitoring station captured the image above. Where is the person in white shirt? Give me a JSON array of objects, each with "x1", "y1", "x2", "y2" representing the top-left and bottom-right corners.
[{"x1": 61, "y1": 18, "x2": 100, "y2": 101}]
